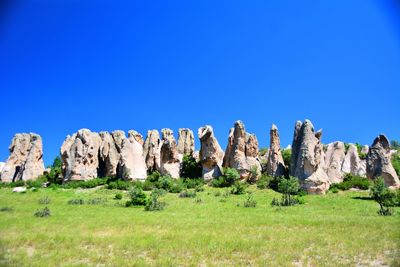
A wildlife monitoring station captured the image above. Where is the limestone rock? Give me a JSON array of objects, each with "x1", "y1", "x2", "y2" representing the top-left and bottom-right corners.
[
  {"x1": 324, "y1": 142, "x2": 346, "y2": 183},
  {"x1": 61, "y1": 129, "x2": 101, "y2": 181},
  {"x1": 0, "y1": 162, "x2": 4, "y2": 175},
  {"x1": 159, "y1": 128, "x2": 181, "y2": 178},
  {"x1": 1, "y1": 133, "x2": 45, "y2": 182},
  {"x1": 192, "y1": 151, "x2": 200, "y2": 162},
  {"x1": 98, "y1": 132, "x2": 120, "y2": 177},
  {"x1": 266, "y1": 124, "x2": 286, "y2": 177},
  {"x1": 341, "y1": 144, "x2": 366, "y2": 177},
  {"x1": 290, "y1": 120, "x2": 330, "y2": 194},
  {"x1": 143, "y1": 130, "x2": 161, "y2": 172},
  {"x1": 198, "y1": 125, "x2": 224, "y2": 181},
  {"x1": 366, "y1": 135, "x2": 400, "y2": 187},
  {"x1": 111, "y1": 130, "x2": 125, "y2": 152},
  {"x1": 12, "y1": 186, "x2": 27, "y2": 193},
  {"x1": 222, "y1": 121, "x2": 262, "y2": 179},
  {"x1": 177, "y1": 128, "x2": 195, "y2": 155},
  {"x1": 118, "y1": 130, "x2": 147, "y2": 180},
  {"x1": 361, "y1": 145, "x2": 369, "y2": 154}
]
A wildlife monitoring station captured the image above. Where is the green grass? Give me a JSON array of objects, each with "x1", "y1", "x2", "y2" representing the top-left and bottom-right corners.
[{"x1": 0, "y1": 186, "x2": 399, "y2": 266}]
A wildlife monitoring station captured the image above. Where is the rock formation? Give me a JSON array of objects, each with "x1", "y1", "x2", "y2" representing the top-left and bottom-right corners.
[
  {"x1": 143, "y1": 130, "x2": 161, "y2": 172},
  {"x1": 1, "y1": 133, "x2": 45, "y2": 182},
  {"x1": 361, "y1": 145, "x2": 369, "y2": 154},
  {"x1": 222, "y1": 121, "x2": 262, "y2": 179},
  {"x1": 341, "y1": 144, "x2": 366, "y2": 177},
  {"x1": 0, "y1": 162, "x2": 5, "y2": 175},
  {"x1": 159, "y1": 128, "x2": 181, "y2": 178},
  {"x1": 366, "y1": 135, "x2": 400, "y2": 188},
  {"x1": 61, "y1": 129, "x2": 101, "y2": 181},
  {"x1": 98, "y1": 132, "x2": 120, "y2": 177},
  {"x1": 177, "y1": 128, "x2": 195, "y2": 155},
  {"x1": 290, "y1": 120, "x2": 330, "y2": 194},
  {"x1": 198, "y1": 125, "x2": 224, "y2": 181},
  {"x1": 118, "y1": 130, "x2": 147, "y2": 180},
  {"x1": 324, "y1": 142, "x2": 346, "y2": 183},
  {"x1": 266, "y1": 124, "x2": 286, "y2": 177}
]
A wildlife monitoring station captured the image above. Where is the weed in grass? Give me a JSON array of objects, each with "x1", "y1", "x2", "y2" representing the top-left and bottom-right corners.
[
  {"x1": 0, "y1": 207, "x2": 13, "y2": 212},
  {"x1": 243, "y1": 192, "x2": 257, "y2": 208},
  {"x1": 68, "y1": 199, "x2": 85, "y2": 205},
  {"x1": 38, "y1": 196, "x2": 51, "y2": 205},
  {"x1": 179, "y1": 189, "x2": 197, "y2": 198},
  {"x1": 34, "y1": 207, "x2": 51, "y2": 217}
]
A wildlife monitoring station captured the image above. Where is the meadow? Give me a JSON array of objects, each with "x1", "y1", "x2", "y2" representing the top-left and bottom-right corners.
[{"x1": 0, "y1": 186, "x2": 399, "y2": 266}]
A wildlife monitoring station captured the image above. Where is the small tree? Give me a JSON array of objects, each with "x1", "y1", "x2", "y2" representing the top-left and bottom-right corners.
[
  {"x1": 370, "y1": 177, "x2": 396, "y2": 216},
  {"x1": 126, "y1": 186, "x2": 148, "y2": 207},
  {"x1": 277, "y1": 176, "x2": 300, "y2": 206},
  {"x1": 145, "y1": 189, "x2": 166, "y2": 211},
  {"x1": 180, "y1": 154, "x2": 202, "y2": 178}
]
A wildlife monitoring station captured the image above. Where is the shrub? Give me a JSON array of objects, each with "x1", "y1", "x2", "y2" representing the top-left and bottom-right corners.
[
  {"x1": 194, "y1": 198, "x2": 203, "y2": 204},
  {"x1": 34, "y1": 207, "x2": 51, "y2": 217},
  {"x1": 230, "y1": 181, "x2": 247, "y2": 195},
  {"x1": 169, "y1": 180, "x2": 184, "y2": 193},
  {"x1": 145, "y1": 190, "x2": 166, "y2": 211},
  {"x1": 114, "y1": 193, "x2": 123, "y2": 200},
  {"x1": 126, "y1": 186, "x2": 148, "y2": 207},
  {"x1": 392, "y1": 153, "x2": 400, "y2": 177},
  {"x1": 62, "y1": 178, "x2": 108, "y2": 189},
  {"x1": 281, "y1": 149, "x2": 291, "y2": 170},
  {"x1": 68, "y1": 198, "x2": 85, "y2": 205},
  {"x1": 87, "y1": 198, "x2": 107, "y2": 205},
  {"x1": 179, "y1": 189, "x2": 197, "y2": 198},
  {"x1": 247, "y1": 166, "x2": 260, "y2": 184},
  {"x1": 270, "y1": 176, "x2": 301, "y2": 206},
  {"x1": 183, "y1": 178, "x2": 204, "y2": 189},
  {"x1": 256, "y1": 174, "x2": 273, "y2": 189},
  {"x1": 331, "y1": 188, "x2": 339, "y2": 194},
  {"x1": 330, "y1": 174, "x2": 371, "y2": 191},
  {"x1": 107, "y1": 180, "x2": 131, "y2": 190},
  {"x1": 370, "y1": 177, "x2": 396, "y2": 216},
  {"x1": 142, "y1": 179, "x2": 155, "y2": 191},
  {"x1": 26, "y1": 178, "x2": 46, "y2": 189},
  {"x1": 38, "y1": 196, "x2": 51, "y2": 205},
  {"x1": 211, "y1": 168, "x2": 240, "y2": 188},
  {"x1": 180, "y1": 154, "x2": 202, "y2": 178},
  {"x1": 243, "y1": 192, "x2": 257, "y2": 208},
  {"x1": 0, "y1": 207, "x2": 13, "y2": 212}
]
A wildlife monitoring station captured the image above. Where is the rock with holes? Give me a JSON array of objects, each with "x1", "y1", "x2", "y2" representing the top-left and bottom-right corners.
[
  {"x1": 290, "y1": 120, "x2": 330, "y2": 194},
  {"x1": 198, "y1": 125, "x2": 224, "y2": 181},
  {"x1": 159, "y1": 128, "x2": 181, "y2": 178},
  {"x1": 98, "y1": 132, "x2": 120, "y2": 177},
  {"x1": 324, "y1": 141, "x2": 346, "y2": 183},
  {"x1": 366, "y1": 135, "x2": 400, "y2": 188},
  {"x1": 61, "y1": 129, "x2": 101, "y2": 181},
  {"x1": 177, "y1": 128, "x2": 195, "y2": 155},
  {"x1": 143, "y1": 130, "x2": 161, "y2": 172},
  {"x1": 266, "y1": 124, "x2": 286, "y2": 177},
  {"x1": 1, "y1": 133, "x2": 45, "y2": 182},
  {"x1": 341, "y1": 144, "x2": 366, "y2": 177},
  {"x1": 222, "y1": 121, "x2": 262, "y2": 179},
  {"x1": 118, "y1": 130, "x2": 147, "y2": 180}
]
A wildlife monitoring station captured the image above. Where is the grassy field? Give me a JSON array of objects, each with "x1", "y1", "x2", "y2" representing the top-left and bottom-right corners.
[{"x1": 0, "y1": 186, "x2": 399, "y2": 266}]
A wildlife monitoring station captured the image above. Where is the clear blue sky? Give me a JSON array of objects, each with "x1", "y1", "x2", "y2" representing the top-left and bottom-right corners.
[{"x1": 1, "y1": 0, "x2": 399, "y2": 166}]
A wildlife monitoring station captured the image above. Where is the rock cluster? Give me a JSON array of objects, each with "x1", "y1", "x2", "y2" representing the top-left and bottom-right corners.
[
  {"x1": 366, "y1": 135, "x2": 400, "y2": 188},
  {"x1": 324, "y1": 142, "x2": 346, "y2": 183},
  {"x1": 222, "y1": 121, "x2": 262, "y2": 179},
  {"x1": 266, "y1": 124, "x2": 286, "y2": 177},
  {"x1": 177, "y1": 128, "x2": 195, "y2": 155},
  {"x1": 1, "y1": 133, "x2": 45, "y2": 182},
  {"x1": 290, "y1": 120, "x2": 330, "y2": 194},
  {"x1": 341, "y1": 144, "x2": 366, "y2": 177},
  {"x1": 198, "y1": 125, "x2": 224, "y2": 181},
  {"x1": 159, "y1": 128, "x2": 181, "y2": 178},
  {"x1": 143, "y1": 130, "x2": 161, "y2": 173}
]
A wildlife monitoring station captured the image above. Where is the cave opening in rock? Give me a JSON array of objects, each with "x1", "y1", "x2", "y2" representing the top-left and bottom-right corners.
[
  {"x1": 97, "y1": 152, "x2": 107, "y2": 178},
  {"x1": 12, "y1": 166, "x2": 21, "y2": 182}
]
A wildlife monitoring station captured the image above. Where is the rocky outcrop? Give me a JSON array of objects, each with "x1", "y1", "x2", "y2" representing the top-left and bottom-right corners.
[
  {"x1": 290, "y1": 120, "x2": 330, "y2": 194},
  {"x1": 324, "y1": 142, "x2": 346, "y2": 183},
  {"x1": 143, "y1": 130, "x2": 161, "y2": 172},
  {"x1": 222, "y1": 121, "x2": 262, "y2": 179},
  {"x1": 159, "y1": 129, "x2": 181, "y2": 178},
  {"x1": 118, "y1": 130, "x2": 147, "y2": 180},
  {"x1": 61, "y1": 129, "x2": 101, "y2": 181},
  {"x1": 198, "y1": 125, "x2": 224, "y2": 181},
  {"x1": 341, "y1": 144, "x2": 366, "y2": 177},
  {"x1": 98, "y1": 132, "x2": 120, "y2": 177},
  {"x1": 366, "y1": 135, "x2": 400, "y2": 188},
  {"x1": 266, "y1": 124, "x2": 286, "y2": 177},
  {"x1": 177, "y1": 128, "x2": 195, "y2": 155},
  {"x1": 1, "y1": 133, "x2": 45, "y2": 182},
  {"x1": 0, "y1": 162, "x2": 5, "y2": 175},
  {"x1": 361, "y1": 145, "x2": 369, "y2": 154}
]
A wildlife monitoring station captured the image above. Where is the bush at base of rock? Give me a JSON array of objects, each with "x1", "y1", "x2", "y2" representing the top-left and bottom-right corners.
[
  {"x1": 180, "y1": 154, "x2": 202, "y2": 178},
  {"x1": 145, "y1": 190, "x2": 166, "y2": 211},
  {"x1": 211, "y1": 168, "x2": 240, "y2": 188},
  {"x1": 256, "y1": 174, "x2": 273, "y2": 189},
  {"x1": 230, "y1": 181, "x2": 247, "y2": 195},
  {"x1": 330, "y1": 174, "x2": 371, "y2": 191},
  {"x1": 114, "y1": 193, "x2": 123, "y2": 200},
  {"x1": 179, "y1": 189, "x2": 197, "y2": 198}
]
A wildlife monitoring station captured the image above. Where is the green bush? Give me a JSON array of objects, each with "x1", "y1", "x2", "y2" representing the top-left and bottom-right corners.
[
  {"x1": 271, "y1": 176, "x2": 301, "y2": 206},
  {"x1": 169, "y1": 180, "x2": 185, "y2": 193},
  {"x1": 87, "y1": 198, "x2": 107, "y2": 205},
  {"x1": 230, "y1": 181, "x2": 247, "y2": 195},
  {"x1": 281, "y1": 149, "x2": 291, "y2": 170},
  {"x1": 38, "y1": 196, "x2": 51, "y2": 205},
  {"x1": 391, "y1": 153, "x2": 400, "y2": 177},
  {"x1": 370, "y1": 177, "x2": 396, "y2": 216},
  {"x1": 211, "y1": 168, "x2": 240, "y2": 188},
  {"x1": 179, "y1": 189, "x2": 197, "y2": 198},
  {"x1": 256, "y1": 174, "x2": 273, "y2": 189},
  {"x1": 330, "y1": 174, "x2": 371, "y2": 191},
  {"x1": 114, "y1": 193, "x2": 123, "y2": 200},
  {"x1": 62, "y1": 178, "x2": 108, "y2": 189},
  {"x1": 126, "y1": 186, "x2": 148, "y2": 207},
  {"x1": 0, "y1": 207, "x2": 13, "y2": 212},
  {"x1": 331, "y1": 188, "x2": 339, "y2": 194},
  {"x1": 180, "y1": 154, "x2": 202, "y2": 178},
  {"x1": 145, "y1": 190, "x2": 166, "y2": 211},
  {"x1": 34, "y1": 207, "x2": 51, "y2": 217},
  {"x1": 183, "y1": 178, "x2": 204, "y2": 189},
  {"x1": 243, "y1": 192, "x2": 257, "y2": 208},
  {"x1": 68, "y1": 199, "x2": 85, "y2": 205},
  {"x1": 107, "y1": 180, "x2": 131, "y2": 190}
]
